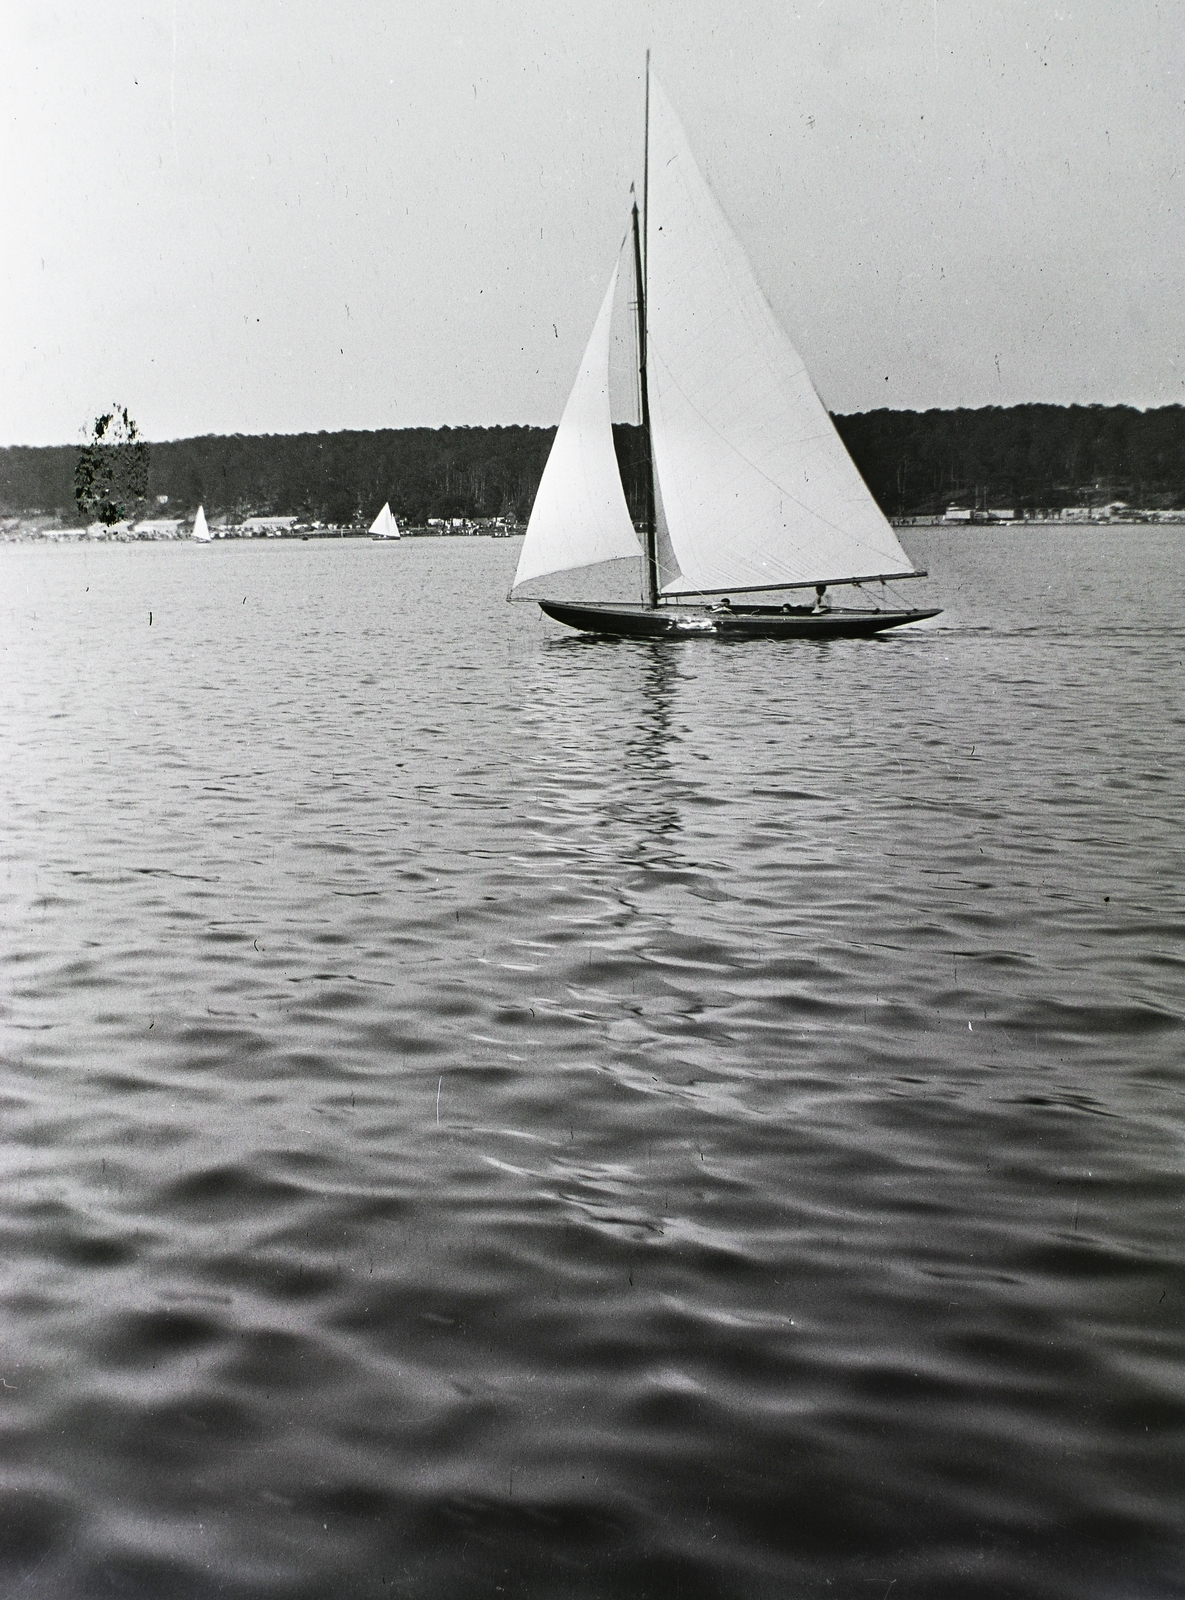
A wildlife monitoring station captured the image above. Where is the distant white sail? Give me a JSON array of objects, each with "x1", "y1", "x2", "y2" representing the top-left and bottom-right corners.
[
  {"x1": 370, "y1": 502, "x2": 400, "y2": 539},
  {"x1": 192, "y1": 505, "x2": 213, "y2": 542},
  {"x1": 645, "y1": 75, "x2": 915, "y2": 594},
  {"x1": 511, "y1": 255, "x2": 641, "y2": 591}
]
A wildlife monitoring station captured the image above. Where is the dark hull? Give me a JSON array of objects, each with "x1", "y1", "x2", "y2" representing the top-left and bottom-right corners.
[{"x1": 539, "y1": 600, "x2": 941, "y2": 640}]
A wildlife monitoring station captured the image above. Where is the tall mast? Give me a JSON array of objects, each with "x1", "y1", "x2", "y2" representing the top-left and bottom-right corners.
[{"x1": 634, "y1": 53, "x2": 659, "y2": 609}]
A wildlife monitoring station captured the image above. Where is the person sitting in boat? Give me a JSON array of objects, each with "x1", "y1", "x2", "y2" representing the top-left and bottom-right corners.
[
  {"x1": 712, "y1": 597, "x2": 733, "y2": 614},
  {"x1": 813, "y1": 584, "x2": 830, "y2": 612}
]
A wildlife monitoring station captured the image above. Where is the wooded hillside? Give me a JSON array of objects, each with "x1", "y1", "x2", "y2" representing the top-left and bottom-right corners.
[
  {"x1": 3, "y1": 405, "x2": 1183, "y2": 523},
  {"x1": 832, "y1": 405, "x2": 1185, "y2": 516}
]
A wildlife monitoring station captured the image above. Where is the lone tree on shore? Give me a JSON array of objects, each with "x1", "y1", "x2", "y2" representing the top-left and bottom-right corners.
[{"x1": 75, "y1": 405, "x2": 150, "y2": 525}]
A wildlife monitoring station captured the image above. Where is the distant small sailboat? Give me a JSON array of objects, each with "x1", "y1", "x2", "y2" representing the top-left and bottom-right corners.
[
  {"x1": 370, "y1": 503, "x2": 400, "y2": 540},
  {"x1": 192, "y1": 505, "x2": 213, "y2": 543},
  {"x1": 510, "y1": 59, "x2": 940, "y2": 639}
]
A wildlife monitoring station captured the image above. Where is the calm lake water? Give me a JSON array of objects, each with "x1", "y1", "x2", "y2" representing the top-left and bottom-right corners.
[{"x1": 0, "y1": 527, "x2": 1182, "y2": 1599}]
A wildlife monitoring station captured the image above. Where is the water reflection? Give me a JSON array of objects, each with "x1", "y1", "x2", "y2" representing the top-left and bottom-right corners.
[
  {"x1": 0, "y1": 534, "x2": 1182, "y2": 1600},
  {"x1": 620, "y1": 642, "x2": 683, "y2": 856}
]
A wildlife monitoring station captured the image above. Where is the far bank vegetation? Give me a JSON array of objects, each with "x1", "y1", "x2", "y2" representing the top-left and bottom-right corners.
[{"x1": 2, "y1": 406, "x2": 1184, "y2": 526}]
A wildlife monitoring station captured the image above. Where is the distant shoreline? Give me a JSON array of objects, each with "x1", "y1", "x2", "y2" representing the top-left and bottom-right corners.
[
  {"x1": 3, "y1": 513, "x2": 1182, "y2": 545},
  {"x1": 0, "y1": 516, "x2": 525, "y2": 545},
  {"x1": 5, "y1": 408, "x2": 1185, "y2": 533},
  {"x1": 894, "y1": 511, "x2": 1185, "y2": 528}
]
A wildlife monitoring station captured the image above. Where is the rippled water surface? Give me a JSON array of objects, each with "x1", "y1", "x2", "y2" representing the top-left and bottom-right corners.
[{"x1": 1, "y1": 528, "x2": 1183, "y2": 1599}]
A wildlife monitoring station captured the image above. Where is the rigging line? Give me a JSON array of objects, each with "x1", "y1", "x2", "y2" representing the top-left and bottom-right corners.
[
  {"x1": 643, "y1": 51, "x2": 650, "y2": 288},
  {"x1": 659, "y1": 567, "x2": 926, "y2": 598},
  {"x1": 851, "y1": 579, "x2": 883, "y2": 613},
  {"x1": 647, "y1": 342, "x2": 908, "y2": 571},
  {"x1": 633, "y1": 196, "x2": 659, "y2": 608},
  {"x1": 657, "y1": 554, "x2": 868, "y2": 605},
  {"x1": 658, "y1": 578, "x2": 884, "y2": 609},
  {"x1": 651, "y1": 135, "x2": 906, "y2": 564},
  {"x1": 656, "y1": 142, "x2": 856, "y2": 498},
  {"x1": 170, "y1": 0, "x2": 181, "y2": 174},
  {"x1": 649, "y1": 336, "x2": 895, "y2": 556},
  {"x1": 648, "y1": 132, "x2": 892, "y2": 554},
  {"x1": 659, "y1": 147, "x2": 813, "y2": 424}
]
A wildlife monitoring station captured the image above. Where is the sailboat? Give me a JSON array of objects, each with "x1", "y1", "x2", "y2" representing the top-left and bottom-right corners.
[
  {"x1": 370, "y1": 502, "x2": 400, "y2": 540},
  {"x1": 192, "y1": 505, "x2": 213, "y2": 542},
  {"x1": 509, "y1": 63, "x2": 940, "y2": 639}
]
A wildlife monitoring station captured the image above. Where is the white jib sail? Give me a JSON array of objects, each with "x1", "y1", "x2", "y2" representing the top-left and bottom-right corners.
[
  {"x1": 192, "y1": 505, "x2": 212, "y2": 541},
  {"x1": 511, "y1": 256, "x2": 641, "y2": 591},
  {"x1": 645, "y1": 74, "x2": 916, "y2": 594},
  {"x1": 370, "y1": 502, "x2": 399, "y2": 538}
]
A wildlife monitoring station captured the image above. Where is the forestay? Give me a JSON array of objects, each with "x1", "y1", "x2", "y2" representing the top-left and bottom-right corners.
[
  {"x1": 511, "y1": 257, "x2": 641, "y2": 591},
  {"x1": 645, "y1": 75, "x2": 916, "y2": 594}
]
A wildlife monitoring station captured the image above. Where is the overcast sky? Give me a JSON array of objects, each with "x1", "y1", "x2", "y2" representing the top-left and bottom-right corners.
[{"x1": 3, "y1": 0, "x2": 1183, "y2": 446}]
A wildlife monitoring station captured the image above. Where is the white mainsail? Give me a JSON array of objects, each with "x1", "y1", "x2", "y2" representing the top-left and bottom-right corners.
[
  {"x1": 652, "y1": 472, "x2": 682, "y2": 591},
  {"x1": 511, "y1": 256, "x2": 641, "y2": 591},
  {"x1": 370, "y1": 502, "x2": 400, "y2": 539},
  {"x1": 192, "y1": 505, "x2": 212, "y2": 542},
  {"x1": 644, "y1": 74, "x2": 915, "y2": 594}
]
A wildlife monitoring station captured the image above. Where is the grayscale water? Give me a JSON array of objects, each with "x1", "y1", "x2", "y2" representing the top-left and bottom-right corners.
[{"x1": 1, "y1": 527, "x2": 1182, "y2": 1599}]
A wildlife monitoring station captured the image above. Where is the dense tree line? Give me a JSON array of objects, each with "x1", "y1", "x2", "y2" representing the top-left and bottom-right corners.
[
  {"x1": 0, "y1": 426, "x2": 556, "y2": 526},
  {"x1": 834, "y1": 404, "x2": 1185, "y2": 515},
  {"x1": 4, "y1": 406, "x2": 1185, "y2": 523}
]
